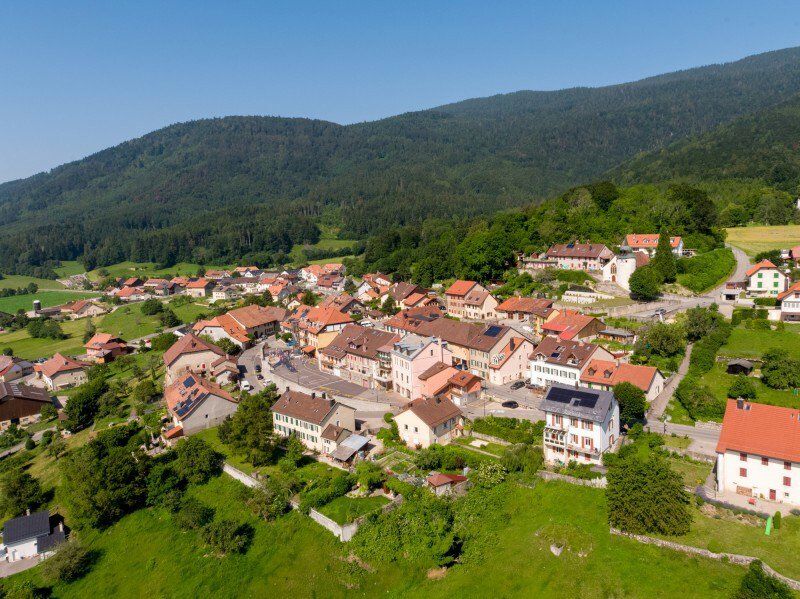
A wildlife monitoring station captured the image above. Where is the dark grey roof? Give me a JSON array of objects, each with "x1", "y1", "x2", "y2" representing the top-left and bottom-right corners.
[
  {"x1": 728, "y1": 359, "x2": 754, "y2": 368},
  {"x1": 600, "y1": 327, "x2": 635, "y2": 338},
  {"x1": 36, "y1": 529, "x2": 65, "y2": 553},
  {"x1": 539, "y1": 383, "x2": 615, "y2": 423},
  {"x1": 3, "y1": 511, "x2": 50, "y2": 545}
]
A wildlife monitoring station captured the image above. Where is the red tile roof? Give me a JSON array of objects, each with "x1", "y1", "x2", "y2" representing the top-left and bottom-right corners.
[
  {"x1": 580, "y1": 359, "x2": 659, "y2": 391},
  {"x1": 162, "y1": 333, "x2": 224, "y2": 367},
  {"x1": 778, "y1": 282, "x2": 800, "y2": 302},
  {"x1": 186, "y1": 278, "x2": 213, "y2": 289},
  {"x1": 445, "y1": 280, "x2": 477, "y2": 297},
  {"x1": 625, "y1": 234, "x2": 681, "y2": 249},
  {"x1": 38, "y1": 353, "x2": 89, "y2": 378},
  {"x1": 164, "y1": 372, "x2": 236, "y2": 415},
  {"x1": 545, "y1": 242, "x2": 611, "y2": 259},
  {"x1": 399, "y1": 395, "x2": 462, "y2": 428},
  {"x1": 496, "y1": 296, "x2": 554, "y2": 315},
  {"x1": 271, "y1": 390, "x2": 338, "y2": 425},
  {"x1": 426, "y1": 473, "x2": 468, "y2": 487},
  {"x1": 717, "y1": 399, "x2": 800, "y2": 463},
  {"x1": 746, "y1": 260, "x2": 777, "y2": 278},
  {"x1": 542, "y1": 310, "x2": 599, "y2": 340}
]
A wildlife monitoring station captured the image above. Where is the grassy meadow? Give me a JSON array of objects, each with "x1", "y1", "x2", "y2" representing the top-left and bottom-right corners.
[
  {"x1": 0, "y1": 291, "x2": 98, "y2": 314},
  {"x1": 726, "y1": 224, "x2": 800, "y2": 256}
]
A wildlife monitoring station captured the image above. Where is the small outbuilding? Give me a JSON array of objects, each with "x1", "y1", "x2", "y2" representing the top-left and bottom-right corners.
[{"x1": 726, "y1": 359, "x2": 754, "y2": 376}]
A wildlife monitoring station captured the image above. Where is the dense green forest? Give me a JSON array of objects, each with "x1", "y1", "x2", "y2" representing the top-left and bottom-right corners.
[
  {"x1": 3, "y1": 47, "x2": 800, "y2": 276},
  {"x1": 612, "y1": 92, "x2": 800, "y2": 204}
]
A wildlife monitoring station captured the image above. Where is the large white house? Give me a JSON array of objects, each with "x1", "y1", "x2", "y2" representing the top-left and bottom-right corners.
[
  {"x1": 540, "y1": 384, "x2": 618, "y2": 466},
  {"x1": 1, "y1": 510, "x2": 65, "y2": 563},
  {"x1": 528, "y1": 337, "x2": 613, "y2": 389},
  {"x1": 746, "y1": 260, "x2": 789, "y2": 297},
  {"x1": 716, "y1": 399, "x2": 800, "y2": 506},
  {"x1": 270, "y1": 389, "x2": 356, "y2": 453}
]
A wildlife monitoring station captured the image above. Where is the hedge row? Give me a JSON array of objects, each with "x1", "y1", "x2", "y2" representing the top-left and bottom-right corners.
[{"x1": 676, "y1": 248, "x2": 736, "y2": 293}]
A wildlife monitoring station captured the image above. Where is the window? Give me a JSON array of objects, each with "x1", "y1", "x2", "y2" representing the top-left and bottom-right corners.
[
  {"x1": 404, "y1": 424, "x2": 408, "y2": 430},
  {"x1": 784, "y1": 476, "x2": 792, "y2": 487},
  {"x1": 739, "y1": 468, "x2": 747, "y2": 477},
  {"x1": 739, "y1": 452, "x2": 747, "y2": 461},
  {"x1": 785, "y1": 461, "x2": 792, "y2": 470},
  {"x1": 414, "y1": 426, "x2": 418, "y2": 433}
]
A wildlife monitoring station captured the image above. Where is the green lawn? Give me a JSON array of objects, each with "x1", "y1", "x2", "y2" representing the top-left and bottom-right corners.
[
  {"x1": 660, "y1": 503, "x2": 800, "y2": 582},
  {"x1": 318, "y1": 495, "x2": 390, "y2": 525},
  {"x1": 667, "y1": 456, "x2": 712, "y2": 488},
  {"x1": 451, "y1": 436, "x2": 508, "y2": 457},
  {"x1": 0, "y1": 317, "x2": 98, "y2": 359},
  {"x1": 726, "y1": 224, "x2": 800, "y2": 257},
  {"x1": 11, "y1": 477, "x2": 748, "y2": 598},
  {"x1": 53, "y1": 261, "x2": 87, "y2": 278},
  {"x1": 98, "y1": 299, "x2": 208, "y2": 340},
  {"x1": 699, "y1": 362, "x2": 800, "y2": 410},
  {"x1": 0, "y1": 274, "x2": 64, "y2": 291},
  {"x1": 0, "y1": 291, "x2": 98, "y2": 314},
  {"x1": 720, "y1": 324, "x2": 800, "y2": 361},
  {"x1": 192, "y1": 426, "x2": 257, "y2": 475},
  {"x1": 661, "y1": 434, "x2": 691, "y2": 450},
  {"x1": 86, "y1": 261, "x2": 224, "y2": 282}
]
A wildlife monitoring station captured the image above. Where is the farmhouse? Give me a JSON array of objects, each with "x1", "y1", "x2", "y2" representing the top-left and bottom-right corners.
[
  {"x1": 716, "y1": 399, "x2": 800, "y2": 506},
  {"x1": 745, "y1": 260, "x2": 789, "y2": 297},
  {"x1": 0, "y1": 382, "x2": 54, "y2": 430},
  {"x1": 544, "y1": 242, "x2": 613, "y2": 271},
  {"x1": 59, "y1": 299, "x2": 107, "y2": 319},
  {"x1": 35, "y1": 353, "x2": 89, "y2": 390}
]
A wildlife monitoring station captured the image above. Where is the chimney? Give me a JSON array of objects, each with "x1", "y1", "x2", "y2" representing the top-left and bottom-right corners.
[
  {"x1": 58, "y1": 522, "x2": 64, "y2": 532},
  {"x1": 321, "y1": 392, "x2": 326, "y2": 399},
  {"x1": 26, "y1": 508, "x2": 30, "y2": 516},
  {"x1": 311, "y1": 392, "x2": 316, "y2": 399},
  {"x1": 285, "y1": 386, "x2": 290, "y2": 393},
  {"x1": 737, "y1": 399, "x2": 744, "y2": 410}
]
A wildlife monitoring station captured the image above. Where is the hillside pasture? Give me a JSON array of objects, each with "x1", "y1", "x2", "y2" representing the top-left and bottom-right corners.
[{"x1": 726, "y1": 224, "x2": 800, "y2": 256}]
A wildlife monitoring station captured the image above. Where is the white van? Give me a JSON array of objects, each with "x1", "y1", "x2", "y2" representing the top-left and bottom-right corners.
[{"x1": 240, "y1": 380, "x2": 253, "y2": 392}]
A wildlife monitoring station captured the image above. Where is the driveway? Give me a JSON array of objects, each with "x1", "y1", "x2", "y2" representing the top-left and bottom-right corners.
[
  {"x1": 647, "y1": 344, "x2": 693, "y2": 420},
  {"x1": 0, "y1": 557, "x2": 39, "y2": 578}
]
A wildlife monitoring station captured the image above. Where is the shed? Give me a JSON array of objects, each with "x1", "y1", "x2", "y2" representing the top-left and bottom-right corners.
[{"x1": 726, "y1": 359, "x2": 754, "y2": 376}]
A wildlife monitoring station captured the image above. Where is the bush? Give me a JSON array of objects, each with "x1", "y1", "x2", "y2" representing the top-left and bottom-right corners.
[
  {"x1": 761, "y1": 348, "x2": 800, "y2": 390},
  {"x1": 175, "y1": 437, "x2": 223, "y2": 485},
  {"x1": 247, "y1": 477, "x2": 291, "y2": 521},
  {"x1": 140, "y1": 298, "x2": 164, "y2": 316},
  {"x1": 471, "y1": 461, "x2": 507, "y2": 488},
  {"x1": 471, "y1": 416, "x2": 543, "y2": 444},
  {"x1": 606, "y1": 453, "x2": 691, "y2": 536},
  {"x1": 728, "y1": 376, "x2": 757, "y2": 400},
  {"x1": 676, "y1": 248, "x2": 736, "y2": 293},
  {"x1": 41, "y1": 540, "x2": 92, "y2": 583},
  {"x1": 732, "y1": 560, "x2": 793, "y2": 599},
  {"x1": 629, "y1": 265, "x2": 662, "y2": 301},
  {"x1": 174, "y1": 497, "x2": 215, "y2": 530},
  {"x1": 39, "y1": 403, "x2": 58, "y2": 421},
  {"x1": 150, "y1": 332, "x2": 178, "y2": 352},
  {"x1": 613, "y1": 382, "x2": 647, "y2": 428},
  {"x1": 202, "y1": 520, "x2": 253, "y2": 555},
  {"x1": 298, "y1": 472, "x2": 355, "y2": 513},
  {"x1": 501, "y1": 444, "x2": 543, "y2": 475},
  {"x1": 355, "y1": 461, "x2": 386, "y2": 492},
  {"x1": 0, "y1": 471, "x2": 44, "y2": 517},
  {"x1": 773, "y1": 510, "x2": 781, "y2": 530}
]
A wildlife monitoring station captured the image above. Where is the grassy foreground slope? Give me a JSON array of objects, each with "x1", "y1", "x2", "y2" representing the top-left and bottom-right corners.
[{"x1": 14, "y1": 477, "x2": 744, "y2": 598}]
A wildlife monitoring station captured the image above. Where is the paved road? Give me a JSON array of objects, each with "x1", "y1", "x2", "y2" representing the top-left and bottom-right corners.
[
  {"x1": 645, "y1": 419, "x2": 720, "y2": 455},
  {"x1": 648, "y1": 344, "x2": 693, "y2": 420},
  {"x1": 0, "y1": 427, "x2": 57, "y2": 459}
]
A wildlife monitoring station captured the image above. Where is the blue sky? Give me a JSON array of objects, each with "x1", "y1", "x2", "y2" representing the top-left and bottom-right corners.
[{"x1": 1, "y1": 1, "x2": 799, "y2": 183}]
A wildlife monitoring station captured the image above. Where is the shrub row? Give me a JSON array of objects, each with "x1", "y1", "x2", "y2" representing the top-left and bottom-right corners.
[
  {"x1": 676, "y1": 248, "x2": 736, "y2": 293},
  {"x1": 471, "y1": 416, "x2": 544, "y2": 445}
]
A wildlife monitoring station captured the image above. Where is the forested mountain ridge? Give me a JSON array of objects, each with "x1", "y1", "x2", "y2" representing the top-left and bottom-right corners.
[
  {"x1": 4, "y1": 46, "x2": 800, "y2": 274},
  {"x1": 611, "y1": 92, "x2": 800, "y2": 197}
]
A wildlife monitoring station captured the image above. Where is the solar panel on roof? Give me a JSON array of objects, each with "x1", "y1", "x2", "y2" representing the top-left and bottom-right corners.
[
  {"x1": 485, "y1": 325, "x2": 502, "y2": 337},
  {"x1": 183, "y1": 376, "x2": 196, "y2": 388}
]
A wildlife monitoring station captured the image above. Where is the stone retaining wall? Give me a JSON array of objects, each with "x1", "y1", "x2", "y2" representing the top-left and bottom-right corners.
[
  {"x1": 537, "y1": 470, "x2": 607, "y2": 488},
  {"x1": 471, "y1": 432, "x2": 512, "y2": 446},
  {"x1": 610, "y1": 527, "x2": 800, "y2": 590}
]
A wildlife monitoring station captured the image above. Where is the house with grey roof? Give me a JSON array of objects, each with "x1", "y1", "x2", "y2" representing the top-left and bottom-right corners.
[
  {"x1": 1, "y1": 510, "x2": 65, "y2": 562},
  {"x1": 540, "y1": 383, "x2": 619, "y2": 466}
]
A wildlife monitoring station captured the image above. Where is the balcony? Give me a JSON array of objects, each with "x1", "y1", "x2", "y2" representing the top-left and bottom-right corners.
[{"x1": 544, "y1": 426, "x2": 566, "y2": 446}]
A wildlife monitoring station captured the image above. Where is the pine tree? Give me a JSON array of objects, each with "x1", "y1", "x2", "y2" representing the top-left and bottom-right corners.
[{"x1": 652, "y1": 230, "x2": 678, "y2": 283}]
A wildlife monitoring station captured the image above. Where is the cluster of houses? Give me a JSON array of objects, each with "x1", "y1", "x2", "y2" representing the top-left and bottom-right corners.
[{"x1": 518, "y1": 233, "x2": 686, "y2": 292}]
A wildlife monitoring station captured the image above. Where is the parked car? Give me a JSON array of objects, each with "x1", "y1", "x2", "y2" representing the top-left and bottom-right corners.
[
  {"x1": 510, "y1": 381, "x2": 525, "y2": 390},
  {"x1": 255, "y1": 363, "x2": 262, "y2": 373},
  {"x1": 501, "y1": 400, "x2": 519, "y2": 409},
  {"x1": 240, "y1": 380, "x2": 253, "y2": 391}
]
